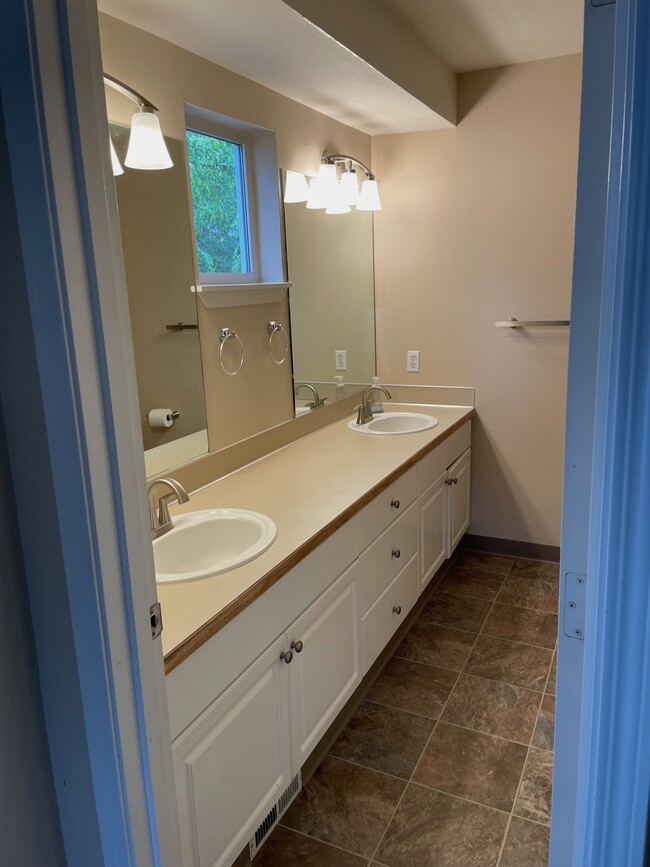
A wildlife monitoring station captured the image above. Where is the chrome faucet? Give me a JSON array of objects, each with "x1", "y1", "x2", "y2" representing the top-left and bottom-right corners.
[
  {"x1": 294, "y1": 382, "x2": 326, "y2": 410},
  {"x1": 356, "y1": 385, "x2": 392, "y2": 425},
  {"x1": 147, "y1": 477, "x2": 190, "y2": 539}
]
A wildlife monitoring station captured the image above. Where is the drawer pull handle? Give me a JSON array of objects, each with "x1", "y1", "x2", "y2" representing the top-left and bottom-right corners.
[
  {"x1": 291, "y1": 640, "x2": 304, "y2": 653},
  {"x1": 392, "y1": 549, "x2": 401, "y2": 559},
  {"x1": 445, "y1": 477, "x2": 459, "y2": 486},
  {"x1": 391, "y1": 499, "x2": 400, "y2": 509},
  {"x1": 280, "y1": 650, "x2": 293, "y2": 664},
  {"x1": 393, "y1": 605, "x2": 402, "y2": 615}
]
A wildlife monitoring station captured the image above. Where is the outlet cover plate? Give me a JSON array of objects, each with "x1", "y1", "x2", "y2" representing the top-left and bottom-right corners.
[
  {"x1": 335, "y1": 350, "x2": 347, "y2": 371},
  {"x1": 407, "y1": 350, "x2": 420, "y2": 372}
]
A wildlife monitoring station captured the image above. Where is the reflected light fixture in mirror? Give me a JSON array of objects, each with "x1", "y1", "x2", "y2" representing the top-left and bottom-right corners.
[
  {"x1": 284, "y1": 152, "x2": 381, "y2": 214},
  {"x1": 284, "y1": 169, "x2": 309, "y2": 203},
  {"x1": 110, "y1": 136, "x2": 124, "y2": 176},
  {"x1": 104, "y1": 73, "x2": 173, "y2": 174}
]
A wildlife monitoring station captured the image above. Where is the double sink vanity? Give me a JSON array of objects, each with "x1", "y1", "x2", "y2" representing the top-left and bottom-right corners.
[{"x1": 156, "y1": 397, "x2": 474, "y2": 867}]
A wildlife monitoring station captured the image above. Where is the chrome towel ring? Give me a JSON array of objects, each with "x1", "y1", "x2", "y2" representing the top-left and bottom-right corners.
[
  {"x1": 267, "y1": 321, "x2": 288, "y2": 365},
  {"x1": 219, "y1": 327, "x2": 244, "y2": 376}
]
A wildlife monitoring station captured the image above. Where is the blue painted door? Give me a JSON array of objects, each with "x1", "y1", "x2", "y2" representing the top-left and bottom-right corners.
[{"x1": 551, "y1": 1, "x2": 615, "y2": 864}]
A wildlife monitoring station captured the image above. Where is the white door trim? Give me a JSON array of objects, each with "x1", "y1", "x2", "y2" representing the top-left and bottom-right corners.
[{"x1": 0, "y1": 0, "x2": 180, "y2": 864}]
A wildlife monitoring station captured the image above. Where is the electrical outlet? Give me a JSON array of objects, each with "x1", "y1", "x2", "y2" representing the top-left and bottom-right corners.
[
  {"x1": 407, "y1": 350, "x2": 420, "y2": 373},
  {"x1": 335, "y1": 350, "x2": 347, "y2": 371}
]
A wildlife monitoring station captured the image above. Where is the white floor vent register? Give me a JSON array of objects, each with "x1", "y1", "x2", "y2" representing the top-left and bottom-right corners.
[{"x1": 248, "y1": 772, "x2": 302, "y2": 859}]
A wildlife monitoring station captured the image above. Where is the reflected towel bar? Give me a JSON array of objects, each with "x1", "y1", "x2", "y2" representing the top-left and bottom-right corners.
[
  {"x1": 495, "y1": 318, "x2": 570, "y2": 328},
  {"x1": 166, "y1": 322, "x2": 198, "y2": 331}
]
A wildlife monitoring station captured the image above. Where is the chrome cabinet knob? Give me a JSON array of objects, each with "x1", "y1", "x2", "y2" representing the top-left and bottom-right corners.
[
  {"x1": 392, "y1": 549, "x2": 401, "y2": 559},
  {"x1": 280, "y1": 650, "x2": 293, "y2": 664},
  {"x1": 291, "y1": 640, "x2": 304, "y2": 653},
  {"x1": 391, "y1": 499, "x2": 400, "y2": 509},
  {"x1": 393, "y1": 605, "x2": 402, "y2": 615}
]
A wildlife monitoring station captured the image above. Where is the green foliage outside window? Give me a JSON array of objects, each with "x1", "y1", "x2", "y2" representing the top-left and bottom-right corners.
[{"x1": 186, "y1": 130, "x2": 250, "y2": 274}]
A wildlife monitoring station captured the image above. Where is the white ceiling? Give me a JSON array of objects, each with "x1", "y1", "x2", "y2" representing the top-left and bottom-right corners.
[
  {"x1": 98, "y1": 0, "x2": 583, "y2": 134},
  {"x1": 380, "y1": 0, "x2": 584, "y2": 73},
  {"x1": 97, "y1": 0, "x2": 451, "y2": 135}
]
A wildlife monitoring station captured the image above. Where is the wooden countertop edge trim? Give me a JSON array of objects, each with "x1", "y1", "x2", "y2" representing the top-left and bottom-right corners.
[{"x1": 163, "y1": 409, "x2": 476, "y2": 674}]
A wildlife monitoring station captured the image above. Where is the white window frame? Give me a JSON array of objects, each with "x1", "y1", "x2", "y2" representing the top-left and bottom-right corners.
[{"x1": 184, "y1": 115, "x2": 261, "y2": 285}]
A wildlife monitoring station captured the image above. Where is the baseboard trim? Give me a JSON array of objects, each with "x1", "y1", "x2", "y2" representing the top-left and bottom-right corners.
[{"x1": 462, "y1": 534, "x2": 560, "y2": 563}]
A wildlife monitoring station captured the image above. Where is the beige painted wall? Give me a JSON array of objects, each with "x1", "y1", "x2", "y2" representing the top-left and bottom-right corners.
[
  {"x1": 99, "y1": 13, "x2": 372, "y2": 456},
  {"x1": 373, "y1": 55, "x2": 582, "y2": 546}
]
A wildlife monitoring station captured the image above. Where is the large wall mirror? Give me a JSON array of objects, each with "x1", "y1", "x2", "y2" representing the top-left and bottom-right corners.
[
  {"x1": 109, "y1": 121, "x2": 377, "y2": 478},
  {"x1": 281, "y1": 170, "x2": 376, "y2": 415}
]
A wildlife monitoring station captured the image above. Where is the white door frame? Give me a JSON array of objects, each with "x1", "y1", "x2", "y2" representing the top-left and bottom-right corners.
[{"x1": 0, "y1": 0, "x2": 180, "y2": 864}]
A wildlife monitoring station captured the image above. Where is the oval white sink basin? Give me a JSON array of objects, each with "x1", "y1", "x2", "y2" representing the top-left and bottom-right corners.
[
  {"x1": 348, "y1": 411, "x2": 439, "y2": 435},
  {"x1": 153, "y1": 509, "x2": 277, "y2": 583}
]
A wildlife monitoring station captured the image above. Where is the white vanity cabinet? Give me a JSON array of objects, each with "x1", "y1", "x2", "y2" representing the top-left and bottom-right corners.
[
  {"x1": 168, "y1": 419, "x2": 472, "y2": 867},
  {"x1": 417, "y1": 425, "x2": 472, "y2": 591},
  {"x1": 447, "y1": 448, "x2": 472, "y2": 552},
  {"x1": 419, "y1": 470, "x2": 448, "y2": 591},
  {"x1": 287, "y1": 561, "x2": 361, "y2": 771},
  {"x1": 172, "y1": 634, "x2": 292, "y2": 867},
  {"x1": 172, "y1": 557, "x2": 362, "y2": 867}
]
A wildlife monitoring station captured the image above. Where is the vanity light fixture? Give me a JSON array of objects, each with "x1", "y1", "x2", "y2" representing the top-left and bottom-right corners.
[
  {"x1": 104, "y1": 73, "x2": 173, "y2": 174},
  {"x1": 287, "y1": 153, "x2": 381, "y2": 214},
  {"x1": 283, "y1": 169, "x2": 310, "y2": 203}
]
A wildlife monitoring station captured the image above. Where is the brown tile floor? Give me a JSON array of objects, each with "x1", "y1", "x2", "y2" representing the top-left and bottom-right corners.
[{"x1": 258, "y1": 552, "x2": 558, "y2": 866}]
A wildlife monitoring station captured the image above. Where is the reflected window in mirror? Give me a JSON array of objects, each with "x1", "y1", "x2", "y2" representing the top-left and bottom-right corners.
[{"x1": 186, "y1": 128, "x2": 257, "y2": 283}]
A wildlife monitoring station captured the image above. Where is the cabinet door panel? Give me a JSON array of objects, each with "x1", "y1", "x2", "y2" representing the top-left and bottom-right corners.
[
  {"x1": 288, "y1": 562, "x2": 361, "y2": 770},
  {"x1": 448, "y1": 448, "x2": 472, "y2": 554},
  {"x1": 173, "y1": 636, "x2": 291, "y2": 867},
  {"x1": 419, "y1": 470, "x2": 447, "y2": 591}
]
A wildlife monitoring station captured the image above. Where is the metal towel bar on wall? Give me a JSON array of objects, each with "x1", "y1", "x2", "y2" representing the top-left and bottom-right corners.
[{"x1": 495, "y1": 317, "x2": 570, "y2": 328}]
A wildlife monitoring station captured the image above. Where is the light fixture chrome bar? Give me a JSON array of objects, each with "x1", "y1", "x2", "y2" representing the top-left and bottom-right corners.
[
  {"x1": 103, "y1": 73, "x2": 158, "y2": 111},
  {"x1": 322, "y1": 152, "x2": 375, "y2": 180},
  {"x1": 495, "y1": 318, "x2": 570, "y2": 328}
]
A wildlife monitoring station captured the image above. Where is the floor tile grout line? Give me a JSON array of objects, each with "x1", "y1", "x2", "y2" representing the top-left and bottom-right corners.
[
  {"x1": 368, "y1": 564, "x2": 512, "y2": 864},
  {"x1": 426, "y1": 592, "x2": 559, "y2": 617},
  {"x1": 274, "y1": 823, "x2": 378, "y2": 862},
  {"x1": 496, "y1": 624, "x2": 556, "y2": 867},
  {"x1": 398, "y1": 628, "x2": 555, "y2": 654}
]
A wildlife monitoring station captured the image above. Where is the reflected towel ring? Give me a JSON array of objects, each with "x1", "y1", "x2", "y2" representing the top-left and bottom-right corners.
[
  {"x1": 267, "y1": 321, "x2": 289, "y2": 365},
  {"x1": 219, "y1": 327, "x2": 244, "y2": 376}
]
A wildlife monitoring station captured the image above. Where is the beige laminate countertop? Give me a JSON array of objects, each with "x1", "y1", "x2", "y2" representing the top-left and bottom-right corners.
[{"x1": 161, "y1": 403, "x2": 475, "y2": 672}]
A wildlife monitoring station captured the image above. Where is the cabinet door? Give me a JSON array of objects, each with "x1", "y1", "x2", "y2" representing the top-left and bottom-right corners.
[
  {"x1": 288, "y1": 562, "x2": 361, "y2": 771},
  {"x1": 419, "y1": 470, "x2": 447, "y2": 591},
  {"x1": 173, "y1": 636, "x2": 291, "y2": 867},
  {"x1": 447, "y1": 447, "x2": 472, "y2": 554}
]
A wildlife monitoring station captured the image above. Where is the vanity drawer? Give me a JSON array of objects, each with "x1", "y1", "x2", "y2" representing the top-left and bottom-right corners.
[
  {"x1": 359, "y1": 501, "x2": 418, "y2": 614},
  {"x1": 362, "y1": 553, "x2": 419, "y2": 672},
  {"x1": 359, "y1": 464, "x2": 417, "y2": 551}
]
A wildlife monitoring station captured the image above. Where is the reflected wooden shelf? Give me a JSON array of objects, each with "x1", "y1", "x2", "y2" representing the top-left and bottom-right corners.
[{"x1": 192, "y1": 282, "x2": 291, "y2": 308}]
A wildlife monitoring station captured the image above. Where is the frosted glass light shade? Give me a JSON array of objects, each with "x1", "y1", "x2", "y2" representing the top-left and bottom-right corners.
[
  {"x1": 325, "y1": 181, "x2": 351, "y2": 215},
  {"x1": 306, "y1": 176, "x2": 328, "y2": 209},
  {"x1": 339, "y1": 169, "x2": 360, "y2": 206},
  {"x1": 318, "y1": 162, "x2": 339, "y2": 206},
  {"x1": 110, "y1": 136, "x2": 124, "y2": 176},
  {"x1": 124, "y1": 112, "x2": 173, "y2": 170},
  {"x1": 357, "y1": 178, "x2": 382, "y2": 211},
  {"x1": 284, "y1": 170, "x2": 310, "y2": 203}
]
